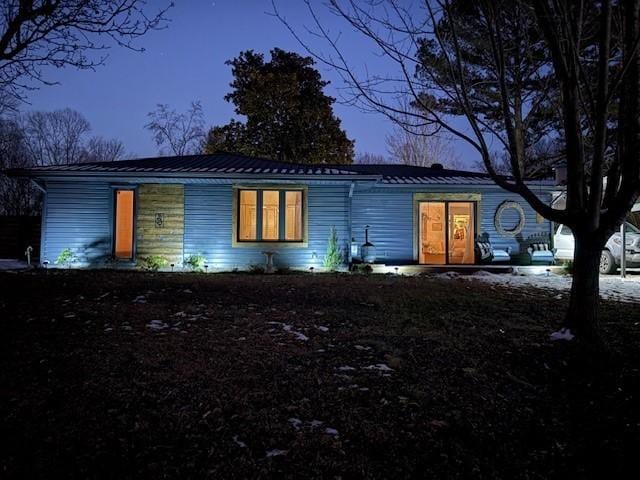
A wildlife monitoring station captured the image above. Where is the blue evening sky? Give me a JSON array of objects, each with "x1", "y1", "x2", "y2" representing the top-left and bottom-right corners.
[{"x1": 25, "y1": 0, "x2": 476, "y2": 166}]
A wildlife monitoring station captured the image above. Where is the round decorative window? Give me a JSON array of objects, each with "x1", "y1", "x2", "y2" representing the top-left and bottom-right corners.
[{"x1": 495, "y1": 201, "x2": 525, "y2": 236}]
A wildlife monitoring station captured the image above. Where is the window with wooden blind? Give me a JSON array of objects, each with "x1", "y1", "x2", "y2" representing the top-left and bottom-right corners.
[{"x1": 236, "y1": 188, "x2": 305, "y2": 243}]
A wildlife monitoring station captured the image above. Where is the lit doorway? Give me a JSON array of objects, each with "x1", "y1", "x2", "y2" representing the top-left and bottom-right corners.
[
  {"x1": 114, "y1": 189, "x2": 135, "y2": 260},
  {"x1": 419, "y1": 201, "x2": 475, "y2": 265}
]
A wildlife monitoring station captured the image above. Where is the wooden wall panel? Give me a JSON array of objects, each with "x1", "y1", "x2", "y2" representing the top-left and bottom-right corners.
[{"x1": 136, "y1": 184, "x2": 184, "y2": 265}]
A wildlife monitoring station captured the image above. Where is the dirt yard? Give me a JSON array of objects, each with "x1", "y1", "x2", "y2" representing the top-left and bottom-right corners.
[{"x1": 1, "y1": 270, "x2": 638, "y2": 479}]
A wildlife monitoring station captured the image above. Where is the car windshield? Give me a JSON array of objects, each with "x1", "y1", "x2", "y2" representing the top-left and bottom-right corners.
[{"x1": 625, "y1": 222, "x2": 640, "y2": 234}]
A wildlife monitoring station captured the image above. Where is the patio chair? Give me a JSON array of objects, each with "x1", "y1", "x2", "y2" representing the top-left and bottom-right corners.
[
  {"x1": 526, "y1": 241, "x2": 556, "y2": 265},
  {"x1": 475, "y1": 239, "x2": 512, "y2": 264},
  {"x1": 520, "y1": 234, "x2": 556, "y2": 265}
]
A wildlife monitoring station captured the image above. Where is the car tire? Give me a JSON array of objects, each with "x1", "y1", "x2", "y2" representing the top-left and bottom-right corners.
[{"x1": 599, "y1": 250, "x2": 617, "y2": 275}]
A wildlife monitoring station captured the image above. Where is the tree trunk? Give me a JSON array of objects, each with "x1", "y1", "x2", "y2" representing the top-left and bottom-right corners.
[{"x1": 565, "y1": 232, "x2": 606, "y2": 345}]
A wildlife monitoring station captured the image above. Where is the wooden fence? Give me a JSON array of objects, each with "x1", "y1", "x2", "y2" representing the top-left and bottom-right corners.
[{"x1": 0, "y1": 216, "x2": 41, "y2": 260}]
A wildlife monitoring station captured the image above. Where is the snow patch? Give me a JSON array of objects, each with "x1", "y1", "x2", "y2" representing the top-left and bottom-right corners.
[
  {"x1": 463, "y1": 271, "x2": 640, "y2": 303},
  {"x1": 269, "y1": 322, "x2": 309, "y2": 341},
  {"x1": 363, "y1": 364, "x2": 394, "y2": 372},
  {"x1": 266, "y1": 449, "x2": 287, "y2": 458},
  {"x1": 437, "y1": 271, "x2": 460, "y2": 279},
  {"x1": 147, "y1": 320, "x2": 168, "y2": 330},
  {"x1": 549, "y1": 328, "x2": 575, "y2": 342},
  {"x1": 288, "y1": 417, "x2": 302, "y2": 431},
  {"x1": 232, "y1": 435, "x2": 247, "y2": 448}
]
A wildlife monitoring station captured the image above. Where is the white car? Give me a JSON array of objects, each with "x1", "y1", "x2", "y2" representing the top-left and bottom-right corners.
[{"x1": 554, "y1": 222, "x2": 640, "y2": 274}]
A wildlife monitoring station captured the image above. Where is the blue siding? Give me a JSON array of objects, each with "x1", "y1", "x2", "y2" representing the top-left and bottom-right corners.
[
  {"x1": 352, "y1": 189, "x2": 413, "y2": 263},
  {"x1": 184, "y1": 184, "x2": 350, "y2": 269},
  {"x1": 479, "y1": 191, "x2": 553, "y2": 255},
  {"x1": 43, "y1": 181, "x2": 112, "y2": 266},
  {"x1": 40, "y1": 178, "x2": 554, "y2": 269},
  {"x1": 351, "y1": 186, "x2": 553, "y2": 263}
]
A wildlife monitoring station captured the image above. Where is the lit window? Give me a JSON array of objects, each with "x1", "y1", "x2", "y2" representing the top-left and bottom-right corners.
[
  {"x1": 262, "y1": 190, "x2": 280, "y2": 240},
  {"x1": 239, "y1": 190, "x2": 257, "y2": 240},
  {"x1": 237, "y1": 189, "x2": 304, "y2": 242},
  {"x1": 285, "y1": 191, "x2": 302, "y2": 241}
]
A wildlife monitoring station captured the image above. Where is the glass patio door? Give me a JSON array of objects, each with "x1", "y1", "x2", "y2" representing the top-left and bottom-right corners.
[
  {"x1": 420, "y1": 202, "x2": 446, "y2": 264},
  {"x1": 447, "y1": 202, "x2": 475, "y2": 264},
  {"x1": 419, "y1": 201, "x2": 475, "y2": 265}
]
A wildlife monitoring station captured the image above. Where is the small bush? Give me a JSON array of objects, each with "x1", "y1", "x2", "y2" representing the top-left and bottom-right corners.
[
  {"x1": 248, "y1": 264, "x2": 265, "y2": 274},
  {"x1": 353, "y1": 264, "x2": 373, "y2": 275},
  {"x1": 185, "y1": 254, "x2": 206, "y2": 272},
  {"x1": 561, "y1": 259, "x2": 574, "y2": 274},
  {"x1": 322, "y1": 226, "x2": 344, "y2": 271},
  {"x1": 55, "y1": 248, "x2": 75, "y2": 268},
  {"x1": 142, "y1": 255, "x2": 168, "y2": 271}
]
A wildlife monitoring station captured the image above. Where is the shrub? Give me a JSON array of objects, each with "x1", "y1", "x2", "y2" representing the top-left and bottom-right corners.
[
  {"x1": 561, "y1": 259, "x2": 574, "y2": 274},
  {"x1": 353, "y1": 263, "x2": 373, "y2": 275},
  {"x1": 55, "y1": 248, "x2": 75, "y2": 268},
  {"x1": 185, "y1": 254, "x2": 206, "y2": 272},
  {"x1": 323, "y1": 226, "x2": 344, "y2": 271},
  {"x1": 248, "y1": 264, "x2": 265, "y2": 274},
  {"x1": 142, "y1": 255, "x2": 168, "y2": 271}
]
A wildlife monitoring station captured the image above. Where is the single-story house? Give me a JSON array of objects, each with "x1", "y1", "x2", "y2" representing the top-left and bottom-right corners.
[{"x1": 5, "y1": 153, "x2": 558, "y2": 270}]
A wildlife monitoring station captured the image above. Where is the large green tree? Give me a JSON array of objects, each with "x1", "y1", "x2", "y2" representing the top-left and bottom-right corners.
[{"x1": 204, "y1": 48, "x2": 354, "y2": 164}]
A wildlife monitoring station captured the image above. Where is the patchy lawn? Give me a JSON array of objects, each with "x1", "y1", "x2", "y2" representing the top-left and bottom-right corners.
[{"x1": 0, "y1": 271, "x2": 639, "y2": 479}]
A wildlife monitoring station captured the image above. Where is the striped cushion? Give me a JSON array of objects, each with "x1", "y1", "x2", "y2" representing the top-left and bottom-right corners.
[
  {"x1": 476, "y1": 242, "x2": 493, "y2": 259},
  {"x1": 531, "y1": 243, "x2": 549, "y2": 251}
]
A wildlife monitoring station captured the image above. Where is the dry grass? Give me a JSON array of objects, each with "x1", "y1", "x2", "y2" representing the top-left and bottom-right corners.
[{"x1": 1, "y1": 270, "x2": 639, "y2": 479}]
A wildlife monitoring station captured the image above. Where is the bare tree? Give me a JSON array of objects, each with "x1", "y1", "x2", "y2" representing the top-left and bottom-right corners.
[
  {"x1": 145, "y1": 101, "x2": 206, "y2": 156},
  {"x1": 22, "y1": 108, "x2": 91, "y2": 165},
  {"x1": 356, "y1": 152, "x2": 388, "y2": 164},
  {"x1": 82, "y1": 136, "x2": 125, "y2": 163},
  {"x1": 0, "y1": 116, "x2": 40, "y2": 215},
  {"x1": 386, "y1": 124, "x2": 463, "y2": 169},
  {"x1": 0, "y1": 0, "x2": 171, "y2": 103},
  {"x1": 275, "y1": 0, "x2": 640, "y2": 345}
]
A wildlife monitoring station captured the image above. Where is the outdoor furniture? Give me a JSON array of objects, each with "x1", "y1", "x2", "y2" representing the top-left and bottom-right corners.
[
  {"x1": 526, "y1": 242, "x2": 556, "y2": 265},
  {"x1": 475, "y1": 240, "x2": 512, "y2": 264}
]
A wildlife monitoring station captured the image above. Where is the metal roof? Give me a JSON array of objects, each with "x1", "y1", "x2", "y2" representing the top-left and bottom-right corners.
[
  {"x1": 15, "y1": 153, "x2": 360, "y2": 176},
  {"x1": 4, "y1": 152, "x2": 555, "y2": 186},
  {"x1": 333, "y1": 164, "x2": 496, "y2": 184}
]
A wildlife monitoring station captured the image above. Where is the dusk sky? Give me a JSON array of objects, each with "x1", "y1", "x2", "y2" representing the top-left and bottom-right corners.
[{"x1": 24, "y1": 0, "x2": 424, "y2": 162}]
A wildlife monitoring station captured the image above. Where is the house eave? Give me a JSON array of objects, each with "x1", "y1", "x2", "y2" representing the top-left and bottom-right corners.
[{"x1": 5, "y1": 168, "x2": 382, "y2": 183}]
